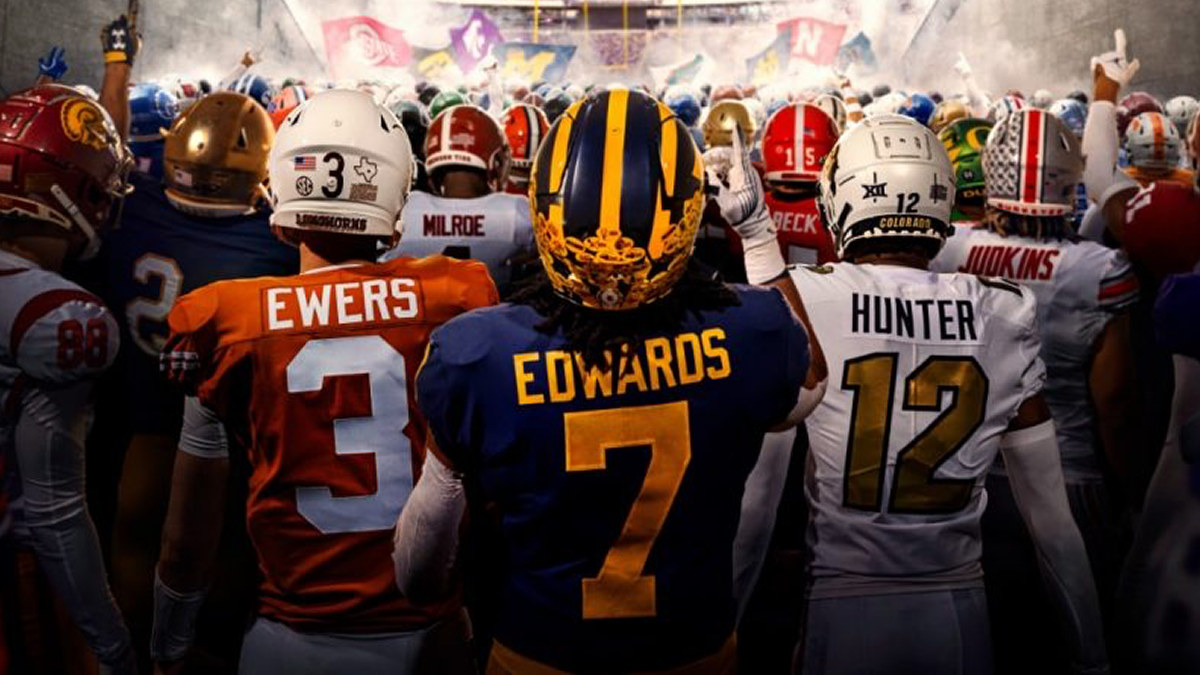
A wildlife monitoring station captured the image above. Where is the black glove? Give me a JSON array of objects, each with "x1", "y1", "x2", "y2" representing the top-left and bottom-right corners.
[{"x1": 101, "y1": 15, "x2": 139, "y2": 66}]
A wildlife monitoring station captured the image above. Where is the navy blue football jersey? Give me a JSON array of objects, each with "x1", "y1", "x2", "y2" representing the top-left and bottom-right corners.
[
  {"x1": 1156, "y1": 271, "x2": 1200, "y2": 360},
  {"x1": 417, "y1": 285, "x2": 808, "y2": 671},
  {"x1": 102, "y1": 172, "x2": 298, "y2": 433}
]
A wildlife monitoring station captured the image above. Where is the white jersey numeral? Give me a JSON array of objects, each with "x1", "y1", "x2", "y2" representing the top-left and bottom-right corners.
[
  {"x1": 287, "y1": 336, "x2": 413, "y2": 534},
  {"x1": 126, "y1": 254, "x2": 184, "y2": 356}
]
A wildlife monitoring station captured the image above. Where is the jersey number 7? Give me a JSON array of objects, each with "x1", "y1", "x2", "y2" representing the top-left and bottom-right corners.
[
  {"x1": 564, "y1": 401, "x2": 691, "y2": 620},
  {"x1": 841, "y1": 354, "x2": 987, "y2": 514}
]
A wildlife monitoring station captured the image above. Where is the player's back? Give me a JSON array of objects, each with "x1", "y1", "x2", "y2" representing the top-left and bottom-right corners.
[
  {"x1": 162, "y1": 255, "x2": 496, "y2": 633},
  {"x1": 765, "y1": 191, "x2": 836, "y2": 265},
  {"x1": 933, "y1": 226, "x2": 1137, "y2": 479},
  {"x1": 383, "y1": 191, "x2": 532, "y2": 291},
  {"x1": 791, "y1": 262, "x2": 1044, "y2": 597},
  {"x1": 417, "y1": 285, "x2": 808, "y2": 671},
  {"x1": 106, "y1": 172, "x2": 297, "y2": 358}
]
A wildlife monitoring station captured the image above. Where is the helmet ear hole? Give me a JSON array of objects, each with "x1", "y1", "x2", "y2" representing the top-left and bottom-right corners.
[
  {"x1": 380, "y1": 115, "x2": 389, "y2": 133},
  {"x1": 237, "y1": 128, "x2": 249, "y2": 149}
]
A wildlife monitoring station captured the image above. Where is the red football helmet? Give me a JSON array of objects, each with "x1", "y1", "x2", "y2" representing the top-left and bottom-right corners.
[
  {"x1": 1123, "y1": 181, "x2": 1200, "y2": 279},
  {"x1": 500, "y1": 104, "x2": 549, "y2": 195},
  {"x1": 0, "y1": 85, "x2": 132, "y2": 259},
  {"x1": 425, "y1": 104, "x2": 511, "y2": 194},
  {"x1": 1117, "y1": 91, "x2": 1164, "y2": 138},
  {"x1": 711, "y1": 85, "x2": 743, "y2": 103},
  {"x1": 762, "y1": 103, "x2": 840, "y2": 184}
]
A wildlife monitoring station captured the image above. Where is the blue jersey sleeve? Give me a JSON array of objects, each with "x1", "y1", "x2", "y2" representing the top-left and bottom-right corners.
[
  {"x1": 1156, "y1": 272, "x2": 1200, "y2": 360},
  {"x1": 416, "y1": 310, "x2": 495, "y2": 470},
  {"x1": 731, "y1": 285, "x2": 809, "y2": 429}
]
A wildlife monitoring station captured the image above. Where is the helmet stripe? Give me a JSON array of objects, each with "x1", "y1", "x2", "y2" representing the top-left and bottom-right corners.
[
  {"x1": 794, "y1": 104, "x2": 804, "y2": 175},
  {"x1": 649, "y1": 104, "x2": 677, "y2": 259},
  {"x1": 1020, "y1": 110, "x2": 1045, "y2": 205},
  {"x1": 1150, "y1": 112, "x2": 1165, "y2": 163},
  {"x1": 599, "y1": 88, "x2": 629, "y2": 242}
]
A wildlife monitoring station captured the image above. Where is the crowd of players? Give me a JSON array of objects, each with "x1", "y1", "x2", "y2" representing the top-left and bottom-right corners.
[{"x1": 1, "y1": 11, "x2": 1198, "y2": 675}]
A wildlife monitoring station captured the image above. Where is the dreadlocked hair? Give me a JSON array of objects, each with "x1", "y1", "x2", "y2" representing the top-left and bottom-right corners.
[
  {"x1": 509, "y1": 260, "x2": 741, "y2": 372},
  {"x1": 981, "y1": 207, "x2": 1077, "y2": 241}
]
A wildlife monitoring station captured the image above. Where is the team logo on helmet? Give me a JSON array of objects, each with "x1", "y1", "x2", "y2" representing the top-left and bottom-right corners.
[{"x1": 60, "y1": 97, "x2": 112, "y2": 151}]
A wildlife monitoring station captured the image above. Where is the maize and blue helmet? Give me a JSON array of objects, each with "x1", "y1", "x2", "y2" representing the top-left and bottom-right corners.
[
  {"x1": 129, "y1": 82, "x2": 179, "y2": 178},
  {"x1": 666, "y1": 92, "x2": 701, "y2": 127},
  {"x1": 227, "y1": 72, "x2": 275, "y2": 110},
  {"x1": 898, "y1": 93, "x2": 937, "y2": 127}
]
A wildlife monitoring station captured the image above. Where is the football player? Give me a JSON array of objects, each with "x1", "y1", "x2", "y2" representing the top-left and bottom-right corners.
[
  {"x1": 1123, "y1": 111, "x2": 1195, "y2": 188},
  {"x1": 500, "y1": 103, "x2": 549, "y2": 197},
  {"x1": 0, "y1": 85, "x2": 135, "y2": 674},
  {"x1": 104, "y1": 90, "x2": 297, "y2": 672},
  {"x1": 931, "y1": 109, "x2": 1138, "y2": 671},
  {"x1": 1117, "y1": 267, "x2": 1200, "y2": 673},
  {"x1": 393, "y1": 88, "x2": 825, "y2": 673},
  {"x1": 759, "y1": 102, "x2": 840, "y2": 265},
  {"x1": 939, "y1": 118, "x2": 991, "y2": 223},
  {"x1": 381, "y1": 104, "x2": 533, "y2": 295},
  {"x1": 760, "y1": 115, "x2": 1108, "y2": 674},
  {"x1": 151, "y1": 90, "x2": 495, "y2": 674},
  {"x1": 1080, "y1": 30, "x2": 1149, "y2": 245}
]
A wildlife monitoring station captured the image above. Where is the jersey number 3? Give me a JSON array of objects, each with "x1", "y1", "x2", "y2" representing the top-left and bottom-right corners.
[
  {"x1": 565, "y1": 401, "x2": 691, "y2": 620},
  {"x1": 287, "y1": 336, "x2": 413, "y2": 534},
  {"x1": 842, "y1": 354, "x2": 987, "y2": 514}
]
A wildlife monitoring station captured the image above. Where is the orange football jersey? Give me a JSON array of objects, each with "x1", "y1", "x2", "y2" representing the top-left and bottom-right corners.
[{"x1": 162, "y1": 256, "x2": 498, "y2": 633}]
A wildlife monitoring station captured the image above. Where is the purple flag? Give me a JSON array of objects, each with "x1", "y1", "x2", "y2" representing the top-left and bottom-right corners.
[{"x1": 449, "y1": 9, "x2": 503, "y2": 73}]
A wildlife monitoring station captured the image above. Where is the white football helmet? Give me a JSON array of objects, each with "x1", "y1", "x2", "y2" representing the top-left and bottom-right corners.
[
  {"x1": 1125, "y1": 111, "x2": 1184, "y2": 172},
  {"x1": 819, "y1": 114, "x2": 955, "y2": 258},
  {"x1": 269, "y1": 89, "x2": 415, "y2": 239},
  {"x1": 984, "y1": 108, "x2": 1083, "y2": 217},
  {"x1": 1164, "y1": 96, "x2": 1199, "y2": 136}
]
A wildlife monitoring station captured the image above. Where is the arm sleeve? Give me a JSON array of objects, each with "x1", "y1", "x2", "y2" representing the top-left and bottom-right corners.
[
  {"x1": 1000, "y1": 420, "x2": 1109, "y2": 674},
  {"x1": 392, "y1": 452, "x2": 466, "y2": 604},
  {"x1": 14, "y1": 381, "x2": 132, "y2": 666},
  {"x1": 1082, "y1": 101, "x2": 1139, "y2": 209},
  {"x1": 178, "y1": 396, "x2": 229, "y2": 459}
]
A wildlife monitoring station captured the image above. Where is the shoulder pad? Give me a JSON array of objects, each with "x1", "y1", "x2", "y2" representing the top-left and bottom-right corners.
[{"x1": 11, "y1": 286, "x2": 118, "y2": 384}]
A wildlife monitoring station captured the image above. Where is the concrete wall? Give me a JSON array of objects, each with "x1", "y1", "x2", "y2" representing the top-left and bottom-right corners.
[
  {"x1": 0, "y1": 0, "x2": 323, "y2": 96},
  {"x1": 911, "y1": 0, "x2": 1198, "y2": 101},
  {"x1": 0, "y1": 0, "x2": 1194, "y2": 99}
]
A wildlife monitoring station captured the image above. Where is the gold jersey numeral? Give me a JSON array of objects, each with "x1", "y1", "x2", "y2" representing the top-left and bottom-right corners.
[
  {"x1": 842, "y1": 354, "x2": 987, "y2": 514},
  {"x1": 564, "y1": 401, "x2": 691, "y2": 619}
]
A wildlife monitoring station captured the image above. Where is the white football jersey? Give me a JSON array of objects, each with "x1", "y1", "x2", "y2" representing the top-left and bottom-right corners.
[
  {"x1": 0, "y1": 249, "x2": 118, "y2": 528},
  {"x1": 382, "y1": 191, "x2": 533, "y2": 290},
  {"x1": 793, "y1": 263, "x2": 1045, "y2": 597},
  {"x1": 932, "y1": 226, "x2": 1138, "y2": 481}
]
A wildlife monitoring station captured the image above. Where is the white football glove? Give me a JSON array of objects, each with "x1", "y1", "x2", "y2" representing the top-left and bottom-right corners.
[
  {"x1": 1091, "y1": 29, "x2": 1140, "y2": 87},
  {"x1": 711, "y1": 131, "x2": 770, "y2": 242},
  {"x1": 709, "y1": 132, "x2": 785, "y2": 284}
]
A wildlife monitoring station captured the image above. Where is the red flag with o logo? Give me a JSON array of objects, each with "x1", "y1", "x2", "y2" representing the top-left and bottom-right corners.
[{"x1": 322, "y1": 16, "x2": 412, "y2": 78}]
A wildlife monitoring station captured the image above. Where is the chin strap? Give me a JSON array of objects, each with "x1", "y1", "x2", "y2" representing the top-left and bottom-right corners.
[{"x1": 49, "y1": 183, "x2": 100, "y2": 260}]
